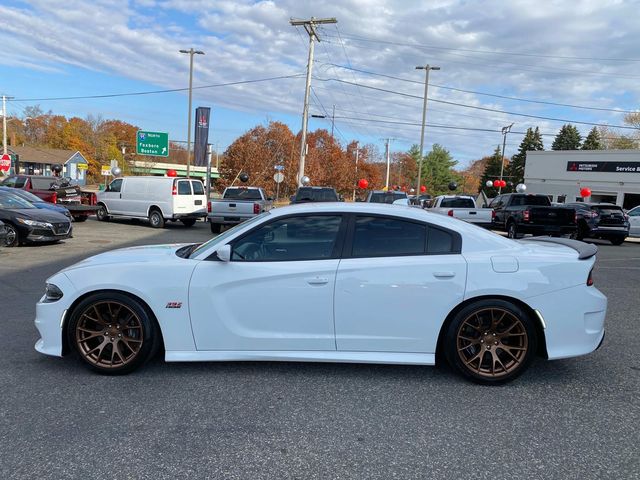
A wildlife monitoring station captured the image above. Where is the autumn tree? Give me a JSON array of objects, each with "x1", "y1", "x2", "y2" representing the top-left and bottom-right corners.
[
  {"x1": 552, "y1": 124, "x2": 582, "y2": 150},
  {"x1": 508, "y1": 126, "x2": 544, "y2": 186}
]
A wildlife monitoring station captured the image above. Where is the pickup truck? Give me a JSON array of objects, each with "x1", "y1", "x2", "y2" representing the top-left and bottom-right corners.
[
  {"x1": 428, "y1": 195, "x2": 493, "y2": 228},
  {"x1": 489, "y1": 193, "x2": 576, "y2": 239},
  {"x1": 208, "y1": 186, "x2": 273, "y2": 233},
  {"x1": 0, "y1": 174, "x2": 97, "y2": 222},
  {"x1": 365, "y1": 190, "x2": 408, "y2": 204}
]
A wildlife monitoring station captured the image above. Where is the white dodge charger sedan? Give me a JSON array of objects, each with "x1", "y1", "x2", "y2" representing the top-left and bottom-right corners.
[{"x1": 34, "y1": 202, "x2": 607, "y2": 384}]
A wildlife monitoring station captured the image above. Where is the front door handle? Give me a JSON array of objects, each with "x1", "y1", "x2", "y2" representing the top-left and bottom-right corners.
[
  {"x1": 433, "y1": 271, "x2": 456, "y2": 279},
  {"x1": 306, "y1": 277, "x2": 329, "y2": 286}
]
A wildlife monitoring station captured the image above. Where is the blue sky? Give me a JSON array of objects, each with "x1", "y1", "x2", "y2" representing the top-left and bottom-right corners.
[{"x1": 1, "y1": 0, "x2": 639, "y2": 167}]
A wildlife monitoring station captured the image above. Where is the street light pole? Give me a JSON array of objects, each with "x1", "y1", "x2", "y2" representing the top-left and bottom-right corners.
[
  {"x1": 415, "y1": 65, "x2": 439, "y2": 196},
  {"x1": 2, "y1": 95, "x2": 15, "y2": 155},
  {"x1": 352, "y1": 141, "x2": 359, "y2": 201},
  {"x1": 499, "y1": 123, "x2": 514, "y2": 194},
  {"x1": 179, "y1": 48, "x2": 205, "y2": 179}
]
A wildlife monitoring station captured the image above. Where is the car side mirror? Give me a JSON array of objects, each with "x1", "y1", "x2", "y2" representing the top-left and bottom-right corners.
[{"x1": 216, "y1": 244, "x2": 231, "y2": 262}]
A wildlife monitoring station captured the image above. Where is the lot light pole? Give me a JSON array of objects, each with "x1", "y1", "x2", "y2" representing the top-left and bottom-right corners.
[
  {"x1": 499, "y1": 123, "x2": 514, "y2": 194},
  {"x1": 179, "y1": 48, "x2": 205, "y2": 178},
  {"x1": 415, "y1": 65, "x2": 439, "y2": 195}
]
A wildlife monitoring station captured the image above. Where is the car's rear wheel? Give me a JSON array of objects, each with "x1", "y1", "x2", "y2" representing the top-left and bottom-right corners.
[
  {"x1": 148, "y1": 209, "x2": 165, "y2": 228},
  {"x1": 3, "y1": 223, "x2": 20, "y2": 247},
  {"x1": 610, "y1": 237, "x2": 625, "y2": 245},
  {"x1": 210, "y1": 222, "x2": 221, "y2": 234},
  {"x1": 181, "y1": 218, "x2": 197, "y2": 227},
  {"x1": 68, "y1": 292, "x2": 159, "y2": 374},
  {"x1": 96, "y1": 204, "x2": 110, "y2": 222},
  {"x1": 507, "y1": 222, "x2": 522, "y2": 239},
  {"x1": 74, "y1": 215, "x2": 88, "y2": 222},
  {"x1": 445, "y1": 299, "x2": 537, "y2": 384}
]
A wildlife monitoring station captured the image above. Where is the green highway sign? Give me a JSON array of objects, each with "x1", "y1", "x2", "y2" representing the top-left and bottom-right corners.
[{"x1": 136, "y1": 130, "x2": 169, "y2": 157}]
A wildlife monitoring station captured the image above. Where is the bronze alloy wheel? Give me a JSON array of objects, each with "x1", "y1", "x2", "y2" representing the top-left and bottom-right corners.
[
  {"x1": 75, "y1": 301, "x2": 144, "y2": 369},
  {"x1": 455, "y1": 307, "x2": 529, "y2": 379}
]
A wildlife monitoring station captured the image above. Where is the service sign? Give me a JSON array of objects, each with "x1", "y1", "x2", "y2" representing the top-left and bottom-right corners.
[{"x1": 567, "y1": 161, "x2": 640, "y2": 173}]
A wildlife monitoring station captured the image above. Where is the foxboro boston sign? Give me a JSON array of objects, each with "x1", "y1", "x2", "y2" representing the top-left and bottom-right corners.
[
  {"x1": 567, "y1": 161, "x2": 640, "y2": 173},
  {"x1": 193, "y1": 107, "x2": 211, "y2": 167}
]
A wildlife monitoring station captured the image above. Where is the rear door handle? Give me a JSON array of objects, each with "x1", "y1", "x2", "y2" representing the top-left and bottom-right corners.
[
  {"x1": 306, "y1": 277, "x2": 329, "y2": 285},
  {"x1": 433, "y1": 272, "x2": 456, "y2": 279}
]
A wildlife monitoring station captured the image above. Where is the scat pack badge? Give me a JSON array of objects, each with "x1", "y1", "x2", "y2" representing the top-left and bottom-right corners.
[{"x1": 165, "y1": 302, "x2": 182, "y2": 309}]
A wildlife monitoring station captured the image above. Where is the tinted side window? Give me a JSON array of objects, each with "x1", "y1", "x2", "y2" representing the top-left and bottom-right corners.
[
  {"x1": 489, "y1": 195, "x2": 502, "y2": 208},
  {"x1": 14, "y1": 177, "x2": 27, "y2": 188},
  {"x1": 191, "y1": 181, "x2": 204, "y2": 195},
  {"x1": 232, "y1": 215, "x2": 342, "y2": 262},
  {"x1": 1, "y1": 177, "x2": 16, "y2": 187},
  {"x1": 352, "y1": 216, "x2": 426, "y2": 257},
  {"x1": 109, "y1": 179, "x2": 123, "y2": 192},
  {"x1": 427, "y1": 227, "x2": 454, "y2": 254},
  {"x1": 178, "y1": 181, "x2": 192, "y2": 195}
]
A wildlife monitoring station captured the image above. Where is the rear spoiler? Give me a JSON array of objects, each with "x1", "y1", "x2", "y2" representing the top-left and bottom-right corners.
[{"x1": 520, "y1": 237, "x2": 598, "y2": 260}]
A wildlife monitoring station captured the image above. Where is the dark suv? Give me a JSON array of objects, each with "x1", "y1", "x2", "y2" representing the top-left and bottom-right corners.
[
  {"x1": 290, "y1": 187, "x2": 341, "y2": 204},
  {"x1": 565, "y1": 203, "x2": 629, "y2": 245}
]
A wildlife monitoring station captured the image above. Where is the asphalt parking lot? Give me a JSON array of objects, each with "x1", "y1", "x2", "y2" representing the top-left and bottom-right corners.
[{"x1": 1, "y1": 218, "x2": 639, "y2": 479}]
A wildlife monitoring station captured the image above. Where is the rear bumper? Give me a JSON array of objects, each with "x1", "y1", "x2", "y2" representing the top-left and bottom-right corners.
[
  {"x1": 519, "y1": 224, "x2": 576, "y2": 235},
  {"x1": 587, "y1": 226, "x2": 629, "y2": 238},
  {"x1": 171, "y1": 212, "x2": 207, "y2": 220},
  {"x1": 208, "y1": 215, "x2": 255, "y2": 225}
]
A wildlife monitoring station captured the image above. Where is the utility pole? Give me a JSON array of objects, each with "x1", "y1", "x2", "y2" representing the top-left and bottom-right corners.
[
  {"x1": 2, "y1": 95, "x2": 15, "y2": 155},
  {"x1": 179, "y1": 48, "x2": 205, "y2": 178},
  {"x1": 352, "y1": 141, "x2": 359, "y2": 201},
  {"x1": 499, "y1": 123, "x2": 514, "y2": 194},
  {"x1": 415, "y1": 64, "x2": 440, "y2": 195},
  {"x1": 331, "y1": 104, "x2": 335, "y2": 139},
  {"x1": 290, "y1": 17, "x2": 337, "y2": 186},
  {"x1": 385, "y1": 138, "x2": 391, "y2": 189}
]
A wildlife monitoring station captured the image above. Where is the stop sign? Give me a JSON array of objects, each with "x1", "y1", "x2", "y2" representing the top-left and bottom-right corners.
[{"x1": 0, "y1": 154, "x2": 11, "y2": 172}]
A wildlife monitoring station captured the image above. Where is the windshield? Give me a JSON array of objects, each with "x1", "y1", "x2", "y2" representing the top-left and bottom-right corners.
[
  {"x1": 11, "y1": 189, "x2": 42, "y2": 203},
  {"x1": 369, "y1": 192, "x2": 407, "y2": 204},
  {"x1": 0, "y1": 193, "x2": 36, "y2": 209},
  {"x1": 440, "y1": 197, "x2": 475, "y2": 208},
  {"x1": 189, "y1": 211, "x2": 271, "y2": 258},
  {"x1": 224, "y1": 188, "x2": 262, "y2": 200},
  {"x1": 510, "y1": 195, "x2": 551, "y2": 207},
  {"x1": 295, "y1": 188, "x2": 338, "y2": 202}
]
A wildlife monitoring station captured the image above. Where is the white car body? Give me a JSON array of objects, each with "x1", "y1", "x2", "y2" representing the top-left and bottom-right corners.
[
  {"x1": 35, "y1": 203, "x2": 606, "y2": 370},
  {"x1": 96, "y1": 176, "x2": 207, "y2": 221},
  {"x1": 628, "y1": 206, "x2": 640, "y2": 237}
]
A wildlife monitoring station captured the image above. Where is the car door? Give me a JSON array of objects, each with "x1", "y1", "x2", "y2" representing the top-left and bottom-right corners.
[
  {"x1": 173, "y1": 180, "x2": 193, "y2": 215},
  {"x1": 189, "y1": 214, "x2": 347, "y2": 351},
  {"x1": 334, "y1": 215, "x2": 467, "y2": 353},
  {"x1": 99, "y1": 178, "x2": 124, "y2": 214},
  {"x1": 629, "y1": 207, "x2": 640, "y2": 236}
]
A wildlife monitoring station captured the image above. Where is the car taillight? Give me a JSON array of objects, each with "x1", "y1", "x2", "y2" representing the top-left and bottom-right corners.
[
  {"x1": 491, "y1": 210, "x2": 496, "y2": 220},
  {"x1": 172, "y1": 185, "x2": 177, "y2": 195},
  {"x1": 587, "y1": 269, "x2": 594, "y2": 286},
  {"x1": 447, "y1": 209, "x2": 454, "y2": 217},
  {"x1": 253, "y1": 203, "x2": 260, "y2": 214},
  {"x1": 523, "y1": 210, "x2": 530, "y2": 222},
  {"x1": 51, "y1": 192, "x2": 57, "y2": 204},
  {"x1": 207, "y1": 201, "x2": 212, "y2": 213}
]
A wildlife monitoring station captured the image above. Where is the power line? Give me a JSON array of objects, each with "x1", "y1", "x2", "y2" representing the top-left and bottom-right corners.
[
  {"x1": 313, "y1": 76, "x2": 640, "y2": 131},
  {"x1": 9, "y1": 74, "x2": 304, "y2": 102},
  {"x1": 322, "y1": 32, "x2": 640, "y2": 63},
  {"x1": 321, "y1": 63, "x2": 638, "y2": 114}
]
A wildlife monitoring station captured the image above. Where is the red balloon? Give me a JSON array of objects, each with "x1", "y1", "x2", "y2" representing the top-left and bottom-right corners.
[
  {"x1": 420, "y1": 185, "x2": 427, "y2": 192},
  {"x1": 580, "y1": 187, "x2": 591, "y2": 197},
  {"x1": 358, "y1": 178, "x2": 369, "y2": 189},
  {"x1": 167, "y1": 169, "x2": 178, "y2": 177},
  {"x1": 496, "y1": 180, "x2": 505, "y2": 188}
]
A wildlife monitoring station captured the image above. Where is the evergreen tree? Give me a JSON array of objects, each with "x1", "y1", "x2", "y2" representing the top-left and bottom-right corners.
[
  {"x1": 422, "y1": 144, "x2": 458, "y2": 195},
  {"x1": 479, "y1": 146, "x2": 504, "y2": 198},
  {"x1": 507, "y1": 126, "x2": 544, "y2": 186},
  {"x1": 582, "y1": 127, "x2": 603, "y2": 150},
  {"x1": 552, "y1": 124, "x2": 582, "y2": 150}
]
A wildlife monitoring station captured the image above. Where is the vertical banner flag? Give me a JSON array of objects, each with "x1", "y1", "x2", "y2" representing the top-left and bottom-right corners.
[{"x1": 194, "y1": 107, "x2": 211, "y2": 167}]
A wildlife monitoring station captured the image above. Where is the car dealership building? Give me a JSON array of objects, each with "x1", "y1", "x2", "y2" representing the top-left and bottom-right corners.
[{"x1": 525, "y1": 150, "x2": 640, "y2": 209}]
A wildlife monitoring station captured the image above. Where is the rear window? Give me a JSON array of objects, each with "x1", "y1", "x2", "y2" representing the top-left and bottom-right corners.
[
  {"x1": 369, "y1": 192, "x2": 408, "y2": 204},
  {"x1": 224, "y1": 188, "x2": 262, "y2": 200},
  {"x1": 295, "y1": 188, "x2": 339, "y2": 202},
  {"x1": 510, "y1": 195, "x2": 551, "y2": 207},
  {"x1": 177, "y1": 181, "x2": 192, "y2": 195},
  {"x1": 31, "y1": 178, "x2": 58, "y2": 190},
  {"x1": 593, "y1": 206, "x2": 623, "y2": 215},
  {"x1": 439, "y1": 197, "x2": 475, "y2": 208},
  {"x1": 191, "y1": 181, "x2": 205, "y2": 195}
]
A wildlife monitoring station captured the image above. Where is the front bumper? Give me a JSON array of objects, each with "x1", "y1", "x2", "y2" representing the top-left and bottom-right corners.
[
  {"x1": 34, "y1": 274, "x2": 76, "y2": 357},
  {"x1": 25, "y1": 224, "x2": 72, "y2": 243}
]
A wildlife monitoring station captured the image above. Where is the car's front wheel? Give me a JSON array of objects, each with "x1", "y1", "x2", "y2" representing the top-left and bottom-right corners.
[
  {"x1": 3, "y1": 223, "x2": 20, "y2": 247},
  {"x1": 67, "y1": 292, "x2": 160, "y2": 374},
  {"x1": 96, "y1": 204, "x2": 110, "y2": 222},
  {"x1": 445, "y1": 299, "x2": 537, "y2": 384}
]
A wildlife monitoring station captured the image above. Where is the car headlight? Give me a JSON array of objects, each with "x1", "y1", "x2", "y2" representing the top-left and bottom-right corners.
[
  {"x1": 44, "y1": 283, "x2": 64, "y2": 303},
  {"x1": 17, "y1": 218, "x2": 53, "y2": 228}
]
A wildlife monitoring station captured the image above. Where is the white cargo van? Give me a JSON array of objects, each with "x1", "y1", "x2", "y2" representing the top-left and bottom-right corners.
[{"x1": 96, "y1": 176, "x2": 207, "y2": 228}]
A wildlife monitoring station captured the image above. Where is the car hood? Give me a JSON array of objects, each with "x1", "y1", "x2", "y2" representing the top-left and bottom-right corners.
[{"x1": 61, "y1": 243, "x2": 192, "y2": 272}]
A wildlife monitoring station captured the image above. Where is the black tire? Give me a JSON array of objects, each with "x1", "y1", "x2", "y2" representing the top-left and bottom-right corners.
[
  {"x1": 96, "y1": 203, "x2": 110, "y2": 222},
  {"x1": 181, "y1": 218, "x2": 197, "y2": 227},
  {"x1": 74, "y1": 215, "x2": 88, "y2": 222},
  {"x1": 507, "y1": 222, "x2": 521, "y2": 239},
  {"x1": 610, "y1": 237, "x2": 625, "y2": 246},
  {"x1": 148, "y1": 208, "x2": 165, "y2": 228},
  {"x1": 210, "y1": 222, "x2": 222, "y2": 234},
  {"x1": 67, "y1": 291, "x2": 160, "y2": 375},
  {"x1": 444, "y1": 299, "x2": 537, "y2": 385},
  {"x1": 3, "y1": 223, "x2": 20, "y2": 247}
]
